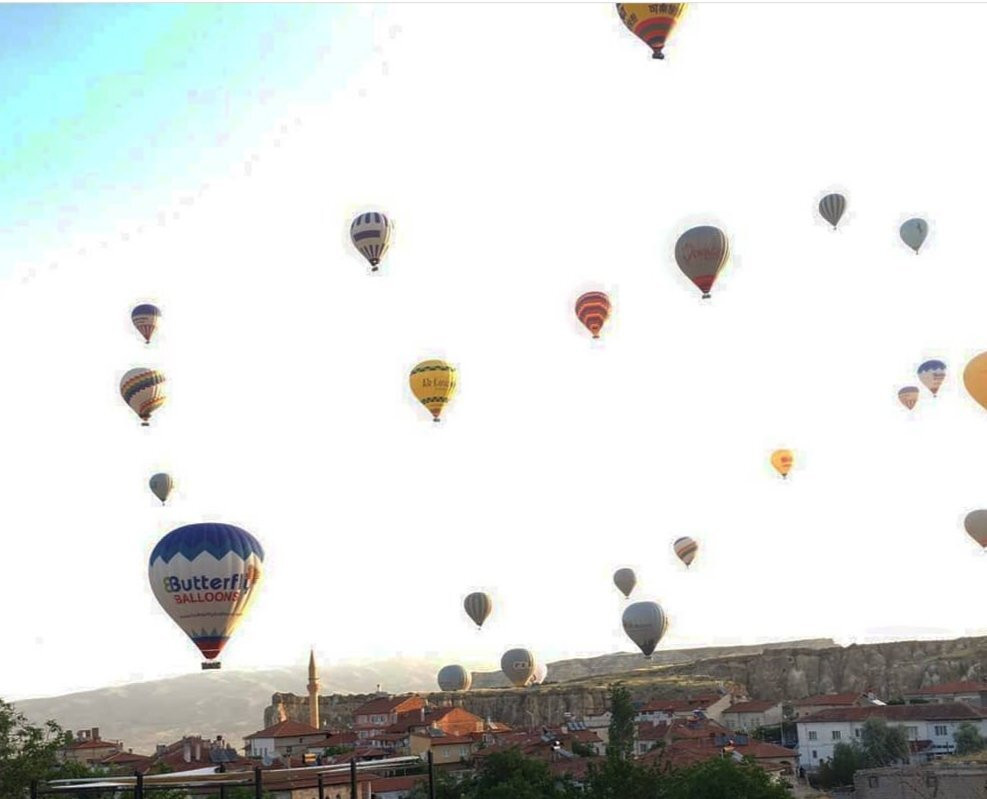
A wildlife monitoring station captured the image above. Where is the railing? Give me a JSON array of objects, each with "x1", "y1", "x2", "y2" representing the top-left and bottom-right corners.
[{"x1": 33, "y1": 752, "x2": 439, "y2": 799}]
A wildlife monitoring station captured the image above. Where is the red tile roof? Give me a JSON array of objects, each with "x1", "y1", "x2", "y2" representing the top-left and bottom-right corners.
[
  {"x1": 909, "y1": 681, "x2": 987, "y2": 696},
  {"x1": 639, "y1": 695, "x2": 721, "y2": 714},
  {"x1": 100, "y1": 751, "x2": 152, "y2": 764},
  {"x1": 798, "y1": 702, "x2": 987, "y2": 724},
  {"x1": 637, "y1": 723, "x2": 669, "y2": 742},
  {"x1": 416, "y1": 734, "x2": 475, "y2": 747},
  {"x1": 353, "y1": 696, "x2": 424, "y2": 718},
  {"x1": 65, "y1": 739, "x2": 120, "y2": 751},
  {"x1": 245, "y1": 720, "x2": 324, "y2": 740},
  {"x1": 734, "y1": 741, "x2": 797, "y2": 759},
  {"x1": 725, "y1": 701, "x2": 779, "y2": 714},
  {"x1": 793, "y1": 693, "x2": 864, "y2": 707}
]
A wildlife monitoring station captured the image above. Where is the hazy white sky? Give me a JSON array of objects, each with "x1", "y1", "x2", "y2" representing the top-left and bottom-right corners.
[{"x1": 6, "y1": 2, "x2": 987, "y2": 701}]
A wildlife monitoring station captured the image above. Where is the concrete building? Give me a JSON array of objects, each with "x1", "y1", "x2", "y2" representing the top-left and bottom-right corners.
[
  {"x1": 245, "y1": 720, "x2": 330, "y2": 759},
  {"x1": 635, "y1": 693, "x2": 733, "y2": 725},
  {"x1": 408, "y1": 732, "x2": 476, "y2": 767},
  {"x1": 854, "y1": 764, "x2": 987, "y2": 798},
  {"x1": 353, "y1": 696, "x2": 426, "y2": 740},
  {"x1": 795, "y1": 702, "x2": 987, "y2": 771},
  {"x1": 722, "y1": 701, "x2": 783, "y2": 732},
  {"x1": 903, "y1": 681, "x2": 987, "y2": 706},
  {"x1": 58, "y1": 728, "x2": 122, "y2": 766}
]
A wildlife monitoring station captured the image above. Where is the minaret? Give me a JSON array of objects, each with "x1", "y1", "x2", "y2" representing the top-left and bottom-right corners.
[{"x1": 307, "y1": 649, "x2": 320, "y2": 729}]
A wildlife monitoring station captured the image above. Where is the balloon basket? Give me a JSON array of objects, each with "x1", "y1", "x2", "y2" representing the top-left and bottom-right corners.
[{"x1": 202, "y1": 661, "x2": 222, "y2": 671}]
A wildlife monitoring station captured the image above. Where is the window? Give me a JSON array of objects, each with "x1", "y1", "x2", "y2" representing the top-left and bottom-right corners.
[
  {"x1": 906, "y1": 726, "x2": 919, "y2": 739},
  {"x1": 868, "y1": 776, "x2": 879, "y2": 788},
  {"x1": 854, "y1": 728, "x2": 862, "y2": 738},
  {"x1": 811, "y1": 750, "x2": 817, "y2": 760},
  {"x1": 831, "y1": 730, "x2": 841, "y2": 741},
  {"x1": 807, "y1": 731, "x2": 818, "y2": 741},
  {"x1": 934, "y1": 725, "x2": 948, "y2": 736}
]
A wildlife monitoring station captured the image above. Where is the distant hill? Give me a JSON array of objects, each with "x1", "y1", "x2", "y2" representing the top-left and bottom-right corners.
[{"x1": 12, "y1": 640, "x2": 835, "y2": 754}]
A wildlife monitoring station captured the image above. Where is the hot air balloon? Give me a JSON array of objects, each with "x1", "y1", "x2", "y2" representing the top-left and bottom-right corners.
[
  {"x1": 463, "y1": 592, "x2": 492, "y2": 629},
  {"x1": 964, "y1": 511, "x2": 987, "y2": 549},
  {"x1": 410, "y1": 360, "x2": 457, "y2": 422},
  {"x1": 501, "y1": 648, "x2": 536, "y2": 688},
  {"x1": 898, "y1": 386, "x2": 920, "y2": 410},
  {"x1": 148, "y1": 523, "x2": 264, "y2": 669},
  {"x1": 350, "y1": 211, "x2": 392, "y2": 271},
  {"x1": 149, "y1": 473, "x2": 175, "y2": 505},
  {"x1": 818, "y1": 194, "x2": 846, "y2": 230},
  {"x1": 616, "y1": 4, "x2": 686, "y2": 60},
  {"x1": 771, "y1": 449, "x2": 794, "y2": 479},
  {"x1": 613, "y1": 568, "x2": 636, "y2": 598},
  {"x1": 131, "y1": 304, "x2": 161, "y2": 344},
  {"x1": 575, "y1": 292, "x2": 611, "y2": 339},
  {"x1": 120, "y1": 368, "x2": 166, "y2": 426},
  {"x1": 673, "y1": 536, "x2": 698, "y2": 567},
  {"x1": 900, "y1": 218, "x2": 928, "y2": 253},
  {"x1": 622, "y1": 601, "x2": 668, "y2": 658},
  {"x1": 918, "y1": 360, "x2": 946, "y2": 397},
  {"x1": 437, "y1": 664, "x2": 472, "y2": 692},
  {"x1": 674, "y1": 226, "x2": 729, "y2": 299},
  {"x1": 963, "y1": 353, "x2": 987, "y2": 412},
  {"x1": 531, "y1": 661, "x2": 548, "y2": 685}
]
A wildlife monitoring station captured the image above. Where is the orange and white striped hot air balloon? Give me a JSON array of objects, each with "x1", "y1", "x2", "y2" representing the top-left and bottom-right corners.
[
  {"x1": 673, "y1": 536, "x2": 698, "y2": 567},
  {"x1": 575, "y1": 292, "x2": 611, "y2": 339},
  {"x1": 616, "y1": 4, "x2": 687, "y2": 60}
]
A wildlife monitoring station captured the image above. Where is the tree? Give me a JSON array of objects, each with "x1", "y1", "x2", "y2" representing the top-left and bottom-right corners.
[
  {"x1": 0, "y1": 697, "x2": 79, "y2": 798},
  {"x1": 470, "y1": 748, "x2": 558, "y2": 799},
  {"x1": 606, "y1": 683, "x2": 637, "y2": 762},
  {"x1": 954, "y1": 722, "x2": 986, "y2": 755},
  {"x1": 815, "y1": 742, "x2": 864, "y2": 788},
  {"x1": 860, "y1": 718, "x2": 909, "y2": 767},
  {"x1": 658, "y1": 757, "x2": 791, "y2": 799}
]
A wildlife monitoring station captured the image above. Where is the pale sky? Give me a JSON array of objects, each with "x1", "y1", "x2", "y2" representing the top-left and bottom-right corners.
[{"x1": 5, "y1": 2, "x2": 987, "y2": 701}]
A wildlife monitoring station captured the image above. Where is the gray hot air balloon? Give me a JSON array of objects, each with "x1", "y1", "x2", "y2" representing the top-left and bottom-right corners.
[
  {"x1": 437, "y1": 664, "x2": 472, "y2": 692},
  {"x1": 900, "y1": 218, "x2": 928, "y2": 253},
  {"x1": 501, "y1": 648, "x2": 536, "y2": 688},
  {"x1": 463, "y1": 592, "x2": 492, "y2": 630},
  {"x1": 149, "y1": 472, "x2": 175, "y2": 505},
  {"x1": 613, "y1": 568, "x2": 636, "y2": 599},
  {"x1": 621, "y1": 600, "x2": 669, "y2": 658},
  {"x1": 674, "y1": 225, "x2": 730, "y2": 299},
  {"x1": 964, "y1": 510, "x2": 987, "y2": 549},
  {"x1": 818, "y1": 193, "x2": 847, "y2": 230}
]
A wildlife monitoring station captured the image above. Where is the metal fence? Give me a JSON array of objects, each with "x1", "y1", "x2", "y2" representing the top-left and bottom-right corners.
[{"x1": 33, "y1": 753, "x2": 438, "y2": 799}]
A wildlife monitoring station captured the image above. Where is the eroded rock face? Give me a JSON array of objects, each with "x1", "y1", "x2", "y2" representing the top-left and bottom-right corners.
[{"x1": 264, "y1": 637, "x2": 987, "y2": 730}]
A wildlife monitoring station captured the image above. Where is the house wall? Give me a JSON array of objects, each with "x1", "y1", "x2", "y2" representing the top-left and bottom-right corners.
[{"x1": 855, "y1": 766, "x2": 987, "y2": 798}]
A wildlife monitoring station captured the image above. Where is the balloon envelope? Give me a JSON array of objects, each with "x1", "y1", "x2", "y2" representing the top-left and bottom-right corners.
[
  {"x1": 622, "y1": 601, "x2": 668, "y2": 657},
  {"x1": 818, "y1": 194, "x2": 846, "y2": 229},
  {"x1": 898, "y1": 386, "x2": 919, "y2": 410},
  {"x1": 613, "y1": 568, "x2": 636, "y2": 598},
  {"x1": 437, "y1": 664, "x2": 472, "y2": 692},
  {"x1": 964, "y1": 353, "x2": 987, "y2": 412},
  {"x1": 149, "y1": 473, "x2": 175, "y2": 504},
  {"x1": 463, "y1": 592, "x2": 492, "y2": 629},
  {"x1": 673, "y1": 536, "x2": 698, "y2": 567},
  {"x1": 575, "y1": 292, "x2": 611, "y2": 339},
  {"x1": 674, "y1": 226, "x2": 729, "y2": 298},
  {"x1": 918, "y1": 360, "x2": 946, "y2": 396},
  {"x1": 120, "y1": 368, "x2": 166, "y2": 426},
  {"x1": 131, "y1": 304, "x2": 161, "y2": 344},
  {"x1": 771, "y1": 449, "x2": 794, "y2": 478},
  {"x1": 410, "y1": 360, "x2": 457, "y2": 422},
  {"x1": 501, "y1": 648, "x2": 536, "y2": 688},
  {"x1": 350, "y1": 211, "x2": 392, "y2": 270},
  {"x1": 615, "y1": 3, "x2": 686, "y2": 59},
  {"x1": 531, "y1": 661, "x2": 548, "y2": 685},
  {"x1": 964, "y1": 511, "x2": 987, "y2": 548},
  {"x1": 148, "y1": 523, "x2": 264, "y2": 667},
  {"x1": 900, "y1": 218, "x2": 928, "y2": 253}
]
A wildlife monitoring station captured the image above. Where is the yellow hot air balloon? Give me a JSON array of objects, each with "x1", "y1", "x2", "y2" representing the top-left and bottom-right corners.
[
  {"x1": 771, "y1": 449, "x2": 794, "y2": 479},
  {"x1": 964, "y1": 352, "x2": 987, "y2": 412},
  {"x1": 616, "y1": 4, "x2": 687, "y2": 60},
  {"x1": 409, "y1": 360, "x2": 457, "y2": 422}
]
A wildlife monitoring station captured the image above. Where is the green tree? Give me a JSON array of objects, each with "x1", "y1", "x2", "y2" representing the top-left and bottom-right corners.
[
  {"x1": 658, "y1": 757, "x2": 791, "y2": 799},
  {"x1": 407, "y1": 768, "x2": 464, "y2": 799},
  {"x1": 606, "y1": 683, "x2": 637, "y2": 762},
  {"x1": 815, "y1": 742, "x2": 864, "y2": 788},
  {"x1": 580, "y1": 757, "x2": 662, "y2": 799},
  {"x1": 471, "y1": 748, "x2": 559, "y2": 799},
  {"x1": 0, "y1": 697, "x2": 83, "y2": 798},
  {"x1": 860, "y1": 718, "x2": 909, "y2": 767},
  {"x1": 954, "y1": 722, "x2": 986, "y2": 755}
]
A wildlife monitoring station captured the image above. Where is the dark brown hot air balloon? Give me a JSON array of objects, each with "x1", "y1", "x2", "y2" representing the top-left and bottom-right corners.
[{"x1": 575, "y1": 291, "x2": 611, "y2": 339}]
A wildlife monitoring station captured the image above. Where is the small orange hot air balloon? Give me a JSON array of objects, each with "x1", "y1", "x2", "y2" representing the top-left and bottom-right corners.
[
  {"x1": 770, "y1": 449, "x2": 794, "y2": 479},
  {"x1": 575, "y1": 292, "x2": 611, "y2": 339}
]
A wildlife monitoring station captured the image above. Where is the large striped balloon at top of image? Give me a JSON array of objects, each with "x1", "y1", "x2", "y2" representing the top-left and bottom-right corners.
[
  {"x1": 149, "y1": 523, "x2": 265, "y2": 670},
  {"x1": 131, "y1": 304, "x2": 161, "y2": 344},
  {"x1": 120, "y1": 368, "x2": 166, "y2": 426},
  {"x1": 818, "y1": 194, "x2": 846, "y2": 230},
  {"x1": 918, "y1": 360, "x2": 946, "y2": 397},
  {"x1": 616, "y1": 4, "x2": 686, "y2": 60},
  {"x1": 575, "y1": 292, "x2": 611, "y2": 339},
  {"x1": 350, "y1": 211, "x2": 392, "y2": 271},
  {"x1": 674, "y1": 226, "x2": 729, "y2": 299},
  {"x1": 673, "y1": 536, "x2": 698, "y2": 567},
  {"x1": 463, "y1": 591, "x2": 492, "y2": 629}
]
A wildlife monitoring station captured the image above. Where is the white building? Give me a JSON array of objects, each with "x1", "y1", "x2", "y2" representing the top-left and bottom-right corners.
[
  {"x1": 903, "y1": 681, "x2": 987, "y2": 706},
  {"x1": 243, "y1": 720, "x2": 330, "y2": 760},
  {"x1": 635, "y1": 694, "x2": 734, "y2": 726},
  {"x1": 722, "y1": 701, "x2": 783, "y2": 732},
  {"x1": 795, "y1": 702, "x2": 987, "y2": 772}
]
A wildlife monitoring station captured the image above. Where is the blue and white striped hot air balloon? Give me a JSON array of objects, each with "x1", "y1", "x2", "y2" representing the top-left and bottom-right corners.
[
  {"x1": 149, "y1": 523, "x2": 264, "y2": 670},
  {"x1": 350, "y1": 211, "x2": 392, "y2": 271}
]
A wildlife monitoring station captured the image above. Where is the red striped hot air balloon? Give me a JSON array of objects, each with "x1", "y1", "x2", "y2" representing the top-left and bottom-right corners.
[
  {"x1": 616, "y1": 4, "x2": 687, "y2": 60},
  {"x1": 575, "y1": 292, "x2": 611, "y2": 339}
]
